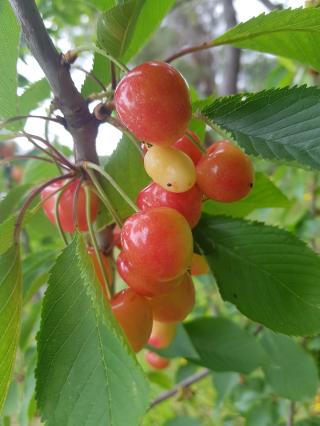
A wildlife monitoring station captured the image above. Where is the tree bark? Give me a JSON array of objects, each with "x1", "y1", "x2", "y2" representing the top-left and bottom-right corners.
[
  {"x1": 9, "y1": 0, "x2": 99, "y2": 164},
  {"x1": 220, "y1": 0, "x2": 241, "y2": 96}
]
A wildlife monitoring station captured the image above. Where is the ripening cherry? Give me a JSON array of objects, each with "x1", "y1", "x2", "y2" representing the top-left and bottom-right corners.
[
  {"x1": 111, "y1": 288, "x2": 152, "y2": 352},
  {"x1": 173, "y1": 130, "x2": 203, "y2": 165},
  {"x1": 191, "y1": 253, "x2": 209, "y2": 276},
  {"x1": 114, "y1": 61, "x2": 191, "y2": 145},
  {"x1": 137, "y1": 182, "x2": 202, "y2": 228},
  {"x1": 144, "y1": 146, "x2": 196, "y2": 193},
  {"x1": 121, "y1": 207, "x2": 193, "y2": 280},
  {"x1": 41, "y1": 178, "x2": 99, "y2": 232},
  {"x1": 117, "y1": 252, "x2": 182, "y2": 297},
  {"x1": 87, "y1": 247, "x2": 113, "y2": 295},
  {"x1": 149, "y1": 274, "x2": 195, "y2": 323},
  {"x1": 196, "y1": 140, "x2": 254, "y2": 202},
  {"x1": 145, "y1": 351, "x2": 170, "y2": 370},
  {"x1": 148, "y1": 321, "x2": 177, "y2": 349},
  {"x1": 112, "y1": 225, "x2": 122, "y2": 249}
]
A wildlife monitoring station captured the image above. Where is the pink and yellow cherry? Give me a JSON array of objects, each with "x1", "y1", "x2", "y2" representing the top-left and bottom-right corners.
[
  {"x1": 191, "y1": 253, "x2": 209, "y2": 276},
  {"x1": 144, "y1": 146, "x2": 196, "y2": 193},
  {"x1": 149, "y1": 274, "x2": 195, "y2": 323},
  {"x1": 145, "y1": 351, "x2": 170, "y2": 370},
  {"x1": 117, "y1": 252, "x2": 182, "y2": 297},
  {"x1": 173, "y1": 130, "x2": 203, "y2": 165},
  {"x1": 41, "y1": 178, "x2": 99, "y2": 232},
  {"x1": 87, "y1": 247, "x2": 113, "y2": 295},
  {"x1": 114, "y1": 61, "x2": 191, "y2": 145},
  {"x1": 111, "y1": 288, "x2": 152, "y2": 352},
  {"x1": 196, "y1": 140, "x2": 254, "y2": 202},
  {"x1": 137, "y1": 183, "x2": 202, "y2": 228},
  {"x1": 148, "y1": 321, "x2": 177, "y2": 349},
  {"x1": 121, "y1": 207, "x2": 193, "y2": 281}
]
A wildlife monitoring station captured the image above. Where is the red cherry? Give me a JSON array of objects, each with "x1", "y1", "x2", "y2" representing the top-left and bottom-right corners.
[
  {"x1": 145, "y1": 351, "x2": 170, "y2": 370},
  {"x1": 149, "y1": 274, "x2": 195, "y2": 323},
  {"x1": 148, "y1": 321, "x2": 177, "y2": 349},
  {"x1": 137, "y1": 183, "x2": 202, "y2": 228},
  {"x1": 117, "y1": 252, "x2": 182, "y2": 297},
  {"x1": 41, "y1": 178, "x2": 99, "y2": 232},
  {"x1": 87, "y1": 247, "x2": 113, "y2": 296},
  {"x1": 196, "y1": 140, "x2": 254, "y2": 202},
  {"x1": 173, "y1": 130, "x2": 203, "y2": 165},
  {"x1": 121, "y1": 207, "x2": 193, "y2": 281},
  {"x1": 112, "y1": 225, "x2": 122, "y2": 249},
  {"x1": 114, "y1": 61, "x2": 191, "y2": 145},
  {"x1": 111, "y1": 288, "x2": 152, "y2": 352},
  {"x1": 191, "y1": 253, "x2": 209, "y2": 276}
]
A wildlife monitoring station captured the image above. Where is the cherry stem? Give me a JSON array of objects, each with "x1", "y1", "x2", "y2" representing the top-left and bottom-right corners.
[
  {"x1": 22, "y1": 132, "x2": 76, "y2": 170},
  {"x1": 0, "y1": 114, "x2": 65, "y2": 129},
  {"x1": 86, "y1": 91, "x2": 114, "y2": 103},
  {"x1": 84, "y1": 185, "x2": 112, "y2": 300},
  {"x1": 72, "y1": 177, "x2": 83, "y2": 233},
  {"x1": 75, "y1": 45, "x2": 129, "y2": 74},
  {"x1": 185, "y1": 132, "x2": 206, "y2": 154},
  {"x1": 14, "y1": 173, "x2": 74, "y2": 243},
  {"x1": 72, "y1": 64, "x2": 107, "y2": 92},
  {"x1": 86, "y1": 168, "x2": 123, "y2": 228},
  {"x1": 85, "y1": 161, "x2": 139, "y2": 213},
  {"x1": 0, "y1": 155, "x2": 69, "y2": 169},
  {"x1": 105, "y1": 116, "x2": 142, "y2": 154},
  {"x1": 165, "y1": 40, "x2": 215, "y2": 63}
]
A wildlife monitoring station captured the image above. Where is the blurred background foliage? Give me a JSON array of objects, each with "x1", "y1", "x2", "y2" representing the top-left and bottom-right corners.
[{"x1": 2, "y1": 0, "x2": 320, "y2": 425}]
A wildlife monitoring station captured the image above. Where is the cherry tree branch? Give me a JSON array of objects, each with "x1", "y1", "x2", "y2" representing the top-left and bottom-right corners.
[
  {"x1": 9, "y1": 0, "x2": 99, "y2": 164},
  {"x1": 149, "y1": 368, "x2": 210, "y2": 409}
]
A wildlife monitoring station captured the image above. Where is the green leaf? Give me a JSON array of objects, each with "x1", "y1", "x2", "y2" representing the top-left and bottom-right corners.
[
  {"x1": 184, "y1": 317, "x2": 266, "y2": 374},
  {"x1": 261, "y1": 331, "x2": 318, "y2": 401},
  {"x1": 36, "y1": 235, "x2": 149, "y2": 426},
  {"x1": 0, "y1": 184, "x2": 31, "y2": 223},
  {"x1": 81, "y1": 53, "x2": 110, "y2": 97},
  {"x1": 0, "y1": 216, "x2": 15, "y2": 256},
  {"x1": 0, "y1": 245, "x2": 22, "y2": 412},
  {"x1": 201, "y1": 86, "x2": 320, "y2": 170},
  {"x1": 194, "y1": 215, "x2": 320, "y2": 336},
  {"x1": 18, "y1": 79, "x2": 51, "y2": 116},
  {"x1": 246, "y1": 400, "x2": 278, "y2": 426},
  {"x1": 97, "y1": 0, "x2": 175, "y2": 61},
  {"x1": 214, "y1": 8, "x2": 320, "y2": 71},
  {"x1": 164, "y1": 417, "x2": 202, "y2": 426},
  {"x1": 89, "y1": 0, "x2": 116, "y2": 11},
  {"x1": 23, "y1": 159, "x2": 58, "y2": 184},
  {"x1": 103, "y1": 134, "x2": 150, "y2": 220},
  {"x1": 0, "y1": 0, "x2": 19, "y2": 119},
  {"x1": 203, "y1": 173, "x2": 289, "y2": 218}
]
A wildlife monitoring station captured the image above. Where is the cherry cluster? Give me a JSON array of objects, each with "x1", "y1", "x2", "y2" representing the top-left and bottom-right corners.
[{"x1": 40, "y1": 61, "x2": 254, "y2": 370}]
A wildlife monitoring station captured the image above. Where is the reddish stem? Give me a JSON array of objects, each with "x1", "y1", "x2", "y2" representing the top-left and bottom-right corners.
[{"x1": 165, "y1": 41, "x2": 214, "y2": 63}]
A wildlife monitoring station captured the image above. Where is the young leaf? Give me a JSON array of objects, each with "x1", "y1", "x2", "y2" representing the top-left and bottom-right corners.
[
  {"x1": 203, "y1": 172, "x2": 289, "y2": 218},
  {"x1": 97, "y1": 0, "x2": 175, "y2": 62},
  {"x1": 201, "y1": 86, "x2": 320, "y2": 170},
  {"x1": 261, "y1": 331, "x2": 318, "y2": 401},
  {"x1": 213, "y1": 8, "x2": 320, "y2": 71},
  {"x1": 18, "y1": 79, "x2": 51, "y2": 116},
  {"x1": 0, "y1": 0, "x2": 19, "y2": 119},
  {"x1": 36, "y1": 235, "x2": 149, "y2": 426},
  {"x1": 103, "y1": 134, "x2": 150, "y2": 220},
  {"x1": 0, "y1": 216, "x2": 15, "y2": 255},
  {"x1": 0, "y1": 184, "x2": 31, "y2": 223},
  {"x1": 194, "y1": 215, "x2": 320, "y2": 336},
  {"x1": 0, "y1": 245, "x2": 22, "y2": 412},
  {"x1": 81, "y1": 53, "x2": 110, "y2": 97},
  {"x1": 184, "y1": 317, "x2": 266, "y2": 374}
]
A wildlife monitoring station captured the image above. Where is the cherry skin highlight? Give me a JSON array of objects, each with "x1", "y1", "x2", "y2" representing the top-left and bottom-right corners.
[
  {"x1": 137, "y1": 182, "x2": 202, "y2": 228},
  {"x1": 117, "y1": 252, "x2": 182, "y2": 297},
  {"x1": 111, "y1": 288, "x2": 152, "y2": 352},
  {"x1": 144, "y1": 146, "x2": 196, "y2": 193},
  {"x1": 114, "y1": 61, "x2": 191, "y2": 145},
  {"x1": 196, "y1": 140, "x2": 254, "y2": 202},
  {"x1": 191, "y1": 253, "x2": 209, "y2": 276},
  {"x1": 145, "y1": 351, "x2": 170, "y2": 370},
  {"x1": 149, "y1": 274, "x2": 195, "y2": 323},
  {"x1": 121, "y1": 207, "x2": 193, "y2": 281},
  {"x1": 148, "y1": 321, "x2": 177, "y2": 349},
  {"x1": 87, "y1": 247, "x2": 113, "y2": 295},
  {"x1": 41, "y1": 178, "x2": 99, "y2": 232},
  {"x1": 173, "y1": 130, "x2": 203, "y2": 165}
]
